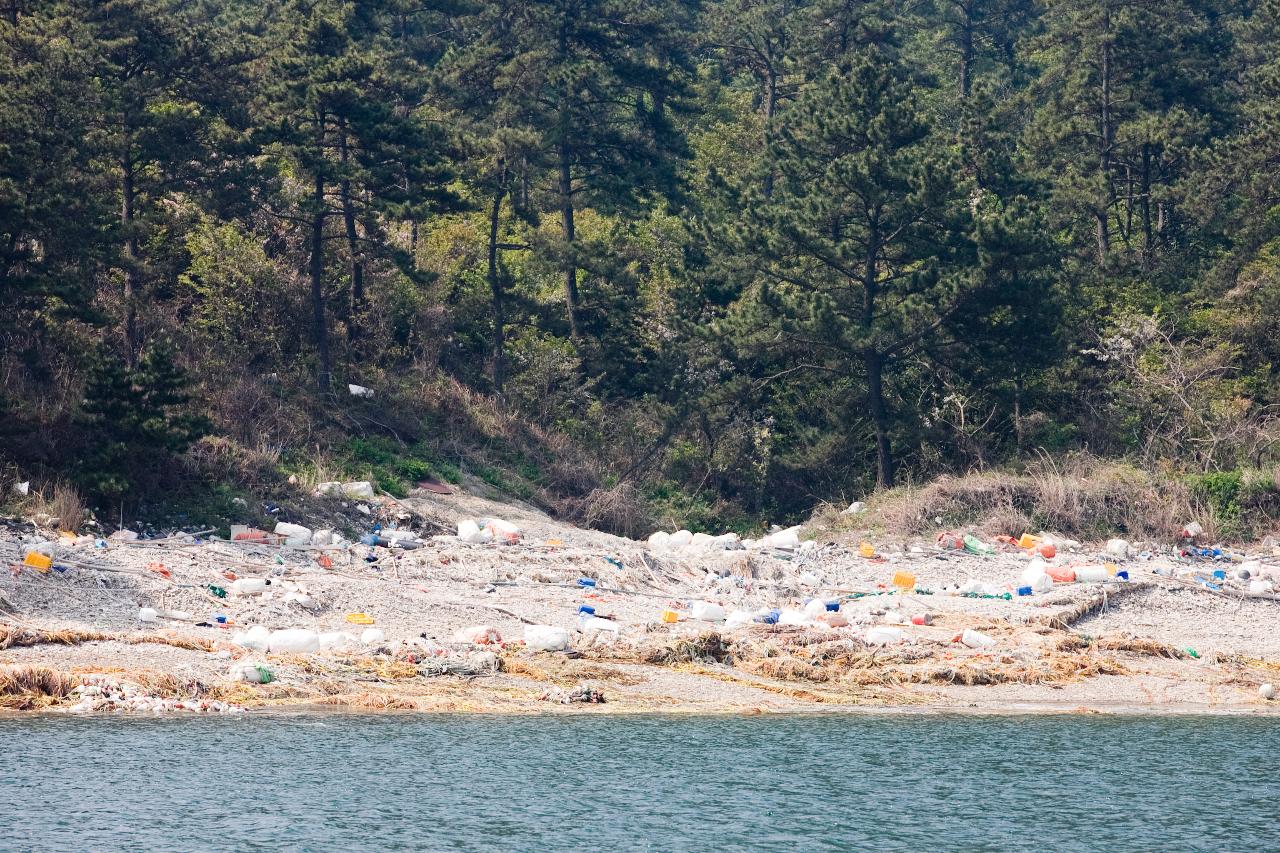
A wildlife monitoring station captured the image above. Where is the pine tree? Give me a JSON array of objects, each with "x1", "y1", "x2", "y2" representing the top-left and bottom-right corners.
[
  {"x1": 450, "y1": 0, "x2": 692, "y2": 346},
  {"x1": 716, "y1": 49, "x2": 979, "y2": 487}
]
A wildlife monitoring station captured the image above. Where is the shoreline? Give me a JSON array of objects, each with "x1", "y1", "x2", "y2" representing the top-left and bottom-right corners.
[{"x1": 4, "y1": 487, "x2": 1280, "y2": 720}]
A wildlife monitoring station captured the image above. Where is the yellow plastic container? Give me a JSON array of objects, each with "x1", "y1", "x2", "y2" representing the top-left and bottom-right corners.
[
  {"x1": 1017, "y1": 533, "x2": 1039, "y2": 550},
  {"x1": 859, "y1": 541, "x2": 876, "y2": 559},
  {"x1": 891, "y1": 571, "x2": 916, "y2": 591},
  {"x1": 345, "y1": 612, "x2": 375, "y2": 625},
  {"x1": 661, "y1": 609, "x2": 679, "y2": 624},
  {"x1": 23, "y1": 552, "x2": 52, "y2": 572}
]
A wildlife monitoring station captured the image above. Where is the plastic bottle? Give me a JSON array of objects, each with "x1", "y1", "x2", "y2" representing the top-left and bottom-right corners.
[
  {"x1": 961, "y1": 628, "x2": 996, "y2": 649},
  {"x1": 1074, "y1": 565, "x2": 1109, "y2": 583},
  {"x1": 865, "y1": 626, "x2": 903, "y2": 645}
]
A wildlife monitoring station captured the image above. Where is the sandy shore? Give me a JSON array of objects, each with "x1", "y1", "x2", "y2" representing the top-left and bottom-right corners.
[{"x1": 3, "y1": 485, "x2": 1279, "y2": 716}]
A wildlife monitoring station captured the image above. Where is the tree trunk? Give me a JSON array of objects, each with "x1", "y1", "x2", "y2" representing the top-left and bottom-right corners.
[
  {"x1": 487, "y1": 185, "x2": 506, "y2": 394},
  {"x1": 121, "y1": 157, "x2": 140, "y2": 367},
  {"x1": 1140, "y1": 142, "x2": 1153, "y2": 268},
  {"x1": 763, "y1": 63, "x2": 779, "y2": 198},
  {"x1": 339, "y1": 130, "x2": 363, "y2": 343},
  {"x1": 958, "y1": 3, "x2": 974, "y2": 99},
  {"x1": 309, "y1": 171, "x2": 331, "y2": 392},
  {"x1": 558, "y1": 140, "x2": 581, "y2": 339},
  {"x1": 1097, "y1": 12, "x2": 1113, "y2": 263},
  {"x1": 1013, "y1": 376, "x2": 1024, "y2": 451},
  {"x1": 866, "y1": 352, "x2": 895, "y2": 488}
]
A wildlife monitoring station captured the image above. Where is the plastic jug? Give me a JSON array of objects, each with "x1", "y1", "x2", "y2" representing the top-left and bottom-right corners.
[{"x1": 891, "y1": 571, "x2": 916, "y2": 591}]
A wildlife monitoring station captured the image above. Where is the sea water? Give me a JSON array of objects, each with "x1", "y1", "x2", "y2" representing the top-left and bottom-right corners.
[{"x1": 1, "y1": 713, "x2": 1275, "y2": 851}]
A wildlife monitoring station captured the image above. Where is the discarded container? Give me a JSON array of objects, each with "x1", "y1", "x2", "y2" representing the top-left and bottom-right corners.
[
  {"x1": 1074, "y1": 565, "x2": 1109, "y2": 583},
  {"x1": 577, "y1": 605, "x2": 596, "y2": 616},
  {"x1": 960, "y1": 628, "x2": 996, "y2": 649},
  {"x1": 891, "y1": 571, "x2": 916, "y2": 591},
  {"x1": 23, "y1": 552, "x2": 53, "y2": 572},
  {"x1": 690, "y1": 601, "x2": 726, "y2": 622},
  {"x1": 866, "y1": 626, "x2": 903, "y2": 645},
  {"x1": 755, "y1": 609, "x2": 782, "y2": 625},
  {"x1": 1105, "y1": 539, "x2": 1131, "y2": 560},
  {"x1": 483, "y1": 517, "x2": 522, "y2": 544},
  {"x1": 231, "y1": 663, "x2": 273, "y2": 684},
  {"x1": 524, "y1": 625, "x2": 570, "y2": 652},
  {"x1": 232, "y1": 578, "x2": 267, "y2": 596},
  {"x1": 267, "y1": 629, "x2": 320, "y2": 654},
  {"x1": 1248, "y1": 579, "x2": 1274, "y2": 596},
  {"x1": 825, "y1": 600, "x2": 840, "y2": 612},
  {"x1": 1016, "y1": 585, "x2": 1033, "y2": 596},
  {"x1": 758, "y1": 526, "x2": 802, "y2": 551},
  {"x1": 910, "y1": 613, "x2": 932, "y2": 626},
  {"x1": 457, "y1": 520, "x2": 492, "y2": 544},
  {"x1": 963, "y1": 534, "x2": 995, "y2": 556},
  {"x1": 577, "y1": 578, "x2": 597, "y2": 588},
  {"x1": 661, "y1": 609, "x2": 680, "y2": 623},
  {"x1": 235, "y1": 625, "x2": 270, "y2": 651},
  {"x1": 345, "y1": 612, "x2": 375, "y2": 625},
  {"x1": 777, "y1": 608, "x2": 810, "y2": 626},
  {"x1": 138, "y1": 607, "x2": 159, "y2": 624},
  {"x1": 1038, "y1": 544, "x2": 1057, "y2": 559},
  {"x1": 319, "y1": 631, "x2": 356, "y2": 651},
  {"x1": 1045, "y1": 565, "x2": 1076, "y2": 583},
  {"x1": 1020, "y1": 562, "x2": 1054, "y2": 594},
  {"x1": 273, "y1": 522, "x2": 313, "y2": 546},
  {"x1": 360, "y1": 628, "x2": 386, "y2": 645},
  {"x1": 1017, "y1": 533, "x2": 1039, "y2": 550},
  {"x1": 578, "y1": 615, "x2": 621, "y2": 633},
  {"x1": 859, "y1": 541, "x2": 876, "y2": 559}
]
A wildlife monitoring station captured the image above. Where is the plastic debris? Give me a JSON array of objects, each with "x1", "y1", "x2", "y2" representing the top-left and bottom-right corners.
[
  {"x1": 689, "y1": 601, "x2": 726, "y2": 622},
  {"x1": 960, "y1": 628, "x2": 996, "y2": 649},
  {"x1": 866, "y1": 626, "x2": 902, "y2": 645},
  {"x1": 524, "y1": 624, "x2": 570, "y2": 652},
  {"x1": 268, "y1": 629, "x2": 320, "y2": 654}
]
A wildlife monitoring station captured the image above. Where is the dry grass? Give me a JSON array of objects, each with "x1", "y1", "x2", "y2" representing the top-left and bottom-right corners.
[
  {"x1": 0, "y1": 624, "x2": 215, "y2": 653},
  {"x1": 0, "y1": 665, "x2": 78, "y2": 709},
  {"x1": 7, "y1": 479, "x2": 88, "y2": 533},
  {"x1": 848, "y1": 453, "x2": 1203, "y2": 541}
]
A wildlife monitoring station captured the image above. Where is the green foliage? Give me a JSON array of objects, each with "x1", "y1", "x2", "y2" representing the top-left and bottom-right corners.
[
  {"x1": 3, "y1": 0, "x2": 1280, "y2": 535},
  {"x1": 76, "y1": 338, "x2": 209, "y2": 501}
]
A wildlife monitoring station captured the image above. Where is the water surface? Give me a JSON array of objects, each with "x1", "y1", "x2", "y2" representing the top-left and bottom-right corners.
[{"x1": 1, "y1": 713, "x2": 1274, "y2": 851}]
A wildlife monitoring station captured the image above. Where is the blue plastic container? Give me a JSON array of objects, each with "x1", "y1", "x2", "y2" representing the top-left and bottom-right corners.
[
  {"x1": 824, "y1": 600, "x2": 840, "y2": 612},
  {"x1": 577, "y1": 577, "x2": 597, "y2": 588},
  {"x1": 1016, "y1": 585, "x2": 1033, "y2": 596},
  {"x1": 577, "y1": 605, "x2": 595, "y2": 615}
]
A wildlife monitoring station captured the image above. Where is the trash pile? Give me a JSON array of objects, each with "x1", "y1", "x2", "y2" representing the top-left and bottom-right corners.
[
  {"x1": 62, "y1": 676, "x2": 244, "y2": 715},
  {"x1": 4, "y1": 488, "x2": 1280, "y2": 713}
]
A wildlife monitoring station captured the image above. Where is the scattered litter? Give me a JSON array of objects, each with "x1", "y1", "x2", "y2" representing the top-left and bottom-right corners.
[{"x1": 524, "y1": 625, "x2": 569, "y2": 652}]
